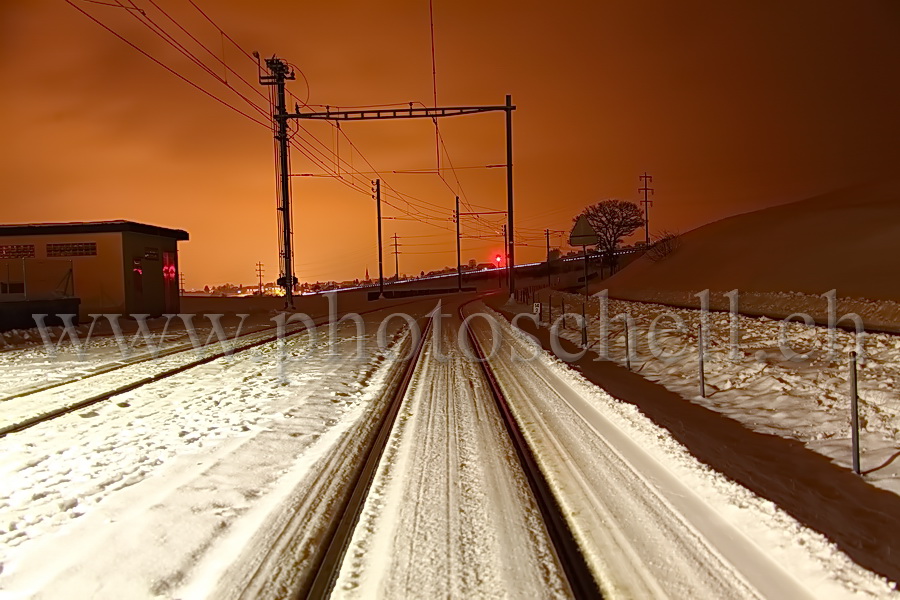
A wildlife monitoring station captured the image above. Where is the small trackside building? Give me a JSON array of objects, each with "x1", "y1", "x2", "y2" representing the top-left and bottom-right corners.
[{"x1": 0, "y1": 220, "x2": 189, "y2": 318}]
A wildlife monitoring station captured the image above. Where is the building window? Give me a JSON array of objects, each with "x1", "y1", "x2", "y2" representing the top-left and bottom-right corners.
[
  {"x1": 0, "y1": 282, "x2": 25, "y2": 294},
  {"x1": 47, "y1": 242, "x2": 97, "y2": 257},
  {"x1": 0, "y1": 244, "x2": 35, "y2": 259}
]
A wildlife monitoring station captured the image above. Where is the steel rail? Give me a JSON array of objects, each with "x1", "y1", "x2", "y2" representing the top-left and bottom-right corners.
[
  {"x1": 302, "y1": 312, "x2": 435, "y2": 599},
  {"x1": 458, "y1": 298, "x2": 602, "y2": 599}
]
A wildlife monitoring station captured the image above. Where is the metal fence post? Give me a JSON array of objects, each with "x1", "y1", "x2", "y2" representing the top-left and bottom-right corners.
[
  {"x1": 581, "y1": 302, "x2": 587, "y2": 348},
  {"x1": 850, "y1": 350, "x2": 860, "y2": 475},
  {"x1": 698, "y1": 325, "x2": 706, "y2": 398},
  {"x1": 548, "y1": 293, "x2": 552, "y2": 325},
  {"x1": 624, "y1": 320, "x2": 631, "y2": 371}
]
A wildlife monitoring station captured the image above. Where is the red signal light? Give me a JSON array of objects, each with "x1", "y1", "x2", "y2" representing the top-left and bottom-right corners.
[{"x1": 495, "y1": 255, "x2": 501, "y2": 263}]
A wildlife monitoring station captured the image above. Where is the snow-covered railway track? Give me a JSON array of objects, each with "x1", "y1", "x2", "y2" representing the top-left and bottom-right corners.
[
  {"x1": 458, "y1": 299, "x2": 603, "y2": 599},
  {"x1": 302, "y1": 298, "x2": 597, "y2": 598},
  {"x1": 0, "y1": 326, "x2": 303, "y2": 438},
  {"x1": 0, "y1": 303, "x2": 446, "y2": 598},
  {"x1": 0, "y1": 324, "x2": 282, "y2": 403},
  {"x1": 0, "y1": 301, "x2": 423, "y2": 438},
  {"x1": 300, "y1": 311, "x2": 436, "y2": 598}
]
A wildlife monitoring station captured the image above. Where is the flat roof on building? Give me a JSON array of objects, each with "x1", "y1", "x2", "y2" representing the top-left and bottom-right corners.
[{"x1": 0, "y1": 220, "x2": 189, "y2": 241}]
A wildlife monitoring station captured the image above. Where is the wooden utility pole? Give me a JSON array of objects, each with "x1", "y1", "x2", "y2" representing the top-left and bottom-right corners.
[
  {"x1": 544, "y1": 229, "x2": 565, "y2": 289},
  {"x1": 455, "y1": 196, "x2": 462, "y2": 292},
  {"x1": 545, "y1": 228, "x2": 551, "y2": 289},
  {"x1": 505, "y1": 94, "x2": 515, "y2": 295},
  {"x1": 502, "y1": 224, "x2": 508, "y2": 289},
  {"x1": 374, "y1": 179, "x2": 385, "y2": 297}
]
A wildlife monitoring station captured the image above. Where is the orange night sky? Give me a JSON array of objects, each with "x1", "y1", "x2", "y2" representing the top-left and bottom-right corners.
[{"x1": 2, "y1": 1, "x2": 900, "y2": 287}]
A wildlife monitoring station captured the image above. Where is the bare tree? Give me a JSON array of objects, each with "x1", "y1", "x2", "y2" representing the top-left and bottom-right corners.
[{"x1": 578, "y1": 200, "x2": 644, "y2": 271}]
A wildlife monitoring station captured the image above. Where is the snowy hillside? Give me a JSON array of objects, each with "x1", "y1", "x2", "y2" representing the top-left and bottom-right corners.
[{"x1": 602, "y1": 180, "x2": 900, "y2": 328}]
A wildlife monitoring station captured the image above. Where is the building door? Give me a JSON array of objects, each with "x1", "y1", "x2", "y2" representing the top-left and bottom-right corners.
[
  {"x1": 132, "y1": 257, "x2": 143, "y2": 294},
  {"x1": 163, "y1": 251, "x2": 178, "y2": 312}
]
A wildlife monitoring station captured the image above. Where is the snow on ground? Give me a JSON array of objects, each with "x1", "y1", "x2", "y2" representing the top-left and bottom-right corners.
[
  {"x1": 604, "y1": 289, "x2": 900, "y2": 334},
  {"x1": 540, "y1": 290, "x2": 900, "y2": 494},
  {"x1": 0, "y1": 328, "x2": 299, "y2": 432},
  {"x1": 0, "y1": 317, "x2": 272, "y2": 400},
  {"x1": 475, "y1": 302, "x2": 897, "y2": 598},
  {"x1": 0, "y1": 309, "x2": 421, "y2": 599},
  {"x1": 333, "y1": 312, "x2": 569, "y2": 599}
]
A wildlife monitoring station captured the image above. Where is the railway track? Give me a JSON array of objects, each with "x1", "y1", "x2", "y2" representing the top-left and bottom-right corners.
[
  {"x1": 299, "y1": 298, "x2": 600, "y2": 599},
  {"x1": 0, "y1": 327, "x2": 296, "y2": 437},
  {"x1": 4, "y1": 293, "x2": 602, "y2": 596},
  {"x1": 458, "y1": 299, "x2": 601, "y2": 599},
  {"x1": 301, "y1": 310, "x2": 436, "y2": 598},
  {"x1": 0, "y1": 299, "x2": 426, "y2": 438},
  {"x1": 0, "y1": 322, "x2": 277, "y2": 403}
]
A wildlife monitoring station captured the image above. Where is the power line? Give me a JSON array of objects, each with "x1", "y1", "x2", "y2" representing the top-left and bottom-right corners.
[
  {"x1": 74, "y1": 0, "x2": 481, "y2": 235},
  {"x1": 69, "y1": 0, "x2": 505, "y2": 272},
  {"x1": 88, "y1": 2, "x2": 452, "y2": 231},
  {"x1": 120, "y1": 0, "x2": 224, "y2": 82},
  {"x1": 66, "y1": 0, "x2": 271, "y2": 128},
  {"x1": 428, "y1": 0, "x2": 439, "y2": 171}
]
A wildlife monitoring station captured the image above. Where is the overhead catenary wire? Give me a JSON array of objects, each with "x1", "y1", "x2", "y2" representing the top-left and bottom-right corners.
[
  {"x1": 74, "y1": 1, "x2": 461, "y2": 232},
  {"x1": 66, "y1": 0, "x2": 270, "y2": 128},
  {"x1": 428, "y1": 0, "x2": 440, "y2": 171},
  {"x1": 69, "y1": 0, "x2": 520, "y2": 270}
]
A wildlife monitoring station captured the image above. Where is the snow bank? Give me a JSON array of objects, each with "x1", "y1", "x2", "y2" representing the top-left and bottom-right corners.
[{"x1": 545, "y1": 290, "x2": 900, "y2": 495}]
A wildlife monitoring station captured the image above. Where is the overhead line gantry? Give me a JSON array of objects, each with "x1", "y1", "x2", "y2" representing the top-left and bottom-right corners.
[{"x1": 260, "y1": 56, "x2": 517, "y2": 304}]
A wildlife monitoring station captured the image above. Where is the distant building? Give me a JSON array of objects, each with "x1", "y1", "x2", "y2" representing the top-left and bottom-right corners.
[{"x1": 0, "y1": 220, "x2": 188, "y2": 321}]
